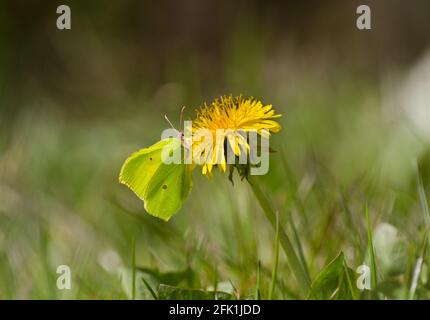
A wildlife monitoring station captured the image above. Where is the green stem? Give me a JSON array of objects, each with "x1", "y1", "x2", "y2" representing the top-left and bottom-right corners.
[{"x1": 248, "y1": 176, "x2": 311, "y2": 296}]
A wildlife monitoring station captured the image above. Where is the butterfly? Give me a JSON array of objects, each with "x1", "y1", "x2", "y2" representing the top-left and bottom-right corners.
[{"x1": 119, "y1": 110, "x2": 193, "y2": 221}]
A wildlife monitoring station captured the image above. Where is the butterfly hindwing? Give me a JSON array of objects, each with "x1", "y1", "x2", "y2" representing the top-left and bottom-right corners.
[
  {"x1": 144, "y1": 161, "x2": 193, "y2": 220},
  {"x1": 119, "y1": 138, "x2": 192, "y2": 220}
]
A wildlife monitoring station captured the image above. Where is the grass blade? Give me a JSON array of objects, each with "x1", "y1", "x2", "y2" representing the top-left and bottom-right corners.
[
  {"x1": 409, "y1": 230, "x2": 429, "y2": 299},
  {"x1": 141, "y1": 277, "x2": 159, "y2": 300},
  {"x1": 417, "y1": 162, "x2": 430, "y2": 225},
  {"x1": 287, "y1": 210, "x2": 310, "y2": 281},
  {"x1": 131, "y1": 238, "x2": 136, "y2": 300},
  {"x1": 248, "y1": 176, "x2": 311, "y2": 295},
  {"x1": 365, "y1": 203, "x2": 377, "y2": 290},
  {"x1": 255, "y1": 261, "x2": 261, "y2": 300},
  {"x1": 268, "y1": 212, "x2": 280, "y2": 300},
  {"x1": 403, "y1": 243, "x2": 415, "y2": 299},
  {"x1": 343, "y1": 262, "x2": 359, "y2": 300}
]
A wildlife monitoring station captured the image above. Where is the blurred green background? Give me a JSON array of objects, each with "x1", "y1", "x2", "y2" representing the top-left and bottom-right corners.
[{"x1": 1, "y1": 0, "x2": 430, "y2": 299}]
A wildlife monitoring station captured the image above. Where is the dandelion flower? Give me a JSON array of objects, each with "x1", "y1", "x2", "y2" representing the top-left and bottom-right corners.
[{"x1": 191, "y1": 95, "x2": 282, "y2": 175}]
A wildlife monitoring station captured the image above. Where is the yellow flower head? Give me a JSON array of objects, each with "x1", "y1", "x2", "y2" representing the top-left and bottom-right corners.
[{"x1": 191, "y1": 95, "x2": 282, "y2": 175}]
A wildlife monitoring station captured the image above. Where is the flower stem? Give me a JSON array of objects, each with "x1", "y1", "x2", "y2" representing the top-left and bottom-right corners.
[{"x1": 248, "y1": 176, "x2": 311, "y2": 296}]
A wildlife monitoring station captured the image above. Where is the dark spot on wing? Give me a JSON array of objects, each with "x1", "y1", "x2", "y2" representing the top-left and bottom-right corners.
[
  {"x1": 162, "y1": 184, "x2": 168, "y2": 190},
  {"x1": 149, "y1": 157, "x2": 153, "y2": 160}
]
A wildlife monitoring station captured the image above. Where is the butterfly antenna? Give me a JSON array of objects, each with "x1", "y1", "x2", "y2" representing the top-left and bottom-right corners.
[
  {"x1": 164, "y1": 115, "x2": 175, "y2": 129},
  {"x1": 179, "y1": 106, "x2": 186, "y2": 131}
]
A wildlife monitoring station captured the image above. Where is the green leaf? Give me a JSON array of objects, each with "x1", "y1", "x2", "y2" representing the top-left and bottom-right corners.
[
  {"x1": 308, "y1": 252, "x2": 359, "y2": 300},
  {"x1": 157, "y1": 284, "x2": 234, "y2": 300},
  {"x1": 119, "y1": 267, "x2": 194, "y2": 300},
  {"x1": 206, "y1": 281, "x2": 236, "y2": 296},
  {"x1": 141, "y1": 277, "x2": 158, "y2": 300}
]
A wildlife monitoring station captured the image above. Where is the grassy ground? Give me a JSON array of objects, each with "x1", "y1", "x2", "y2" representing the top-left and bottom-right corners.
[
  {"x1": 1, "y1": 71, "x2": 429, "y2": 299},
  {"x1": 1, "y1": 4, "x2": 430, "y2": 298}
]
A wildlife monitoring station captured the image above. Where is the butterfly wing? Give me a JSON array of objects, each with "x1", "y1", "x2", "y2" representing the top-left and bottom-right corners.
[
  {"x1": 144, "y1": 158, "x2": 193, "y2": 220},
  {"x1": 119, "y1": 138, "x2": 193, "y2": 221}
]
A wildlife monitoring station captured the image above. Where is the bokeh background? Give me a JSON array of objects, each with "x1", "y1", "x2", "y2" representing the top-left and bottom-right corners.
[{"x1": 1, "y1": 0, "x2": 430, "y2": 299}]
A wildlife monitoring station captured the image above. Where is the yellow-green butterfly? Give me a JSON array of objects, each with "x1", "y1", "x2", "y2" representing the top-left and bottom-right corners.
[{"x1": 119, "y1": 126, "x2": 193, "y2": 221}]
